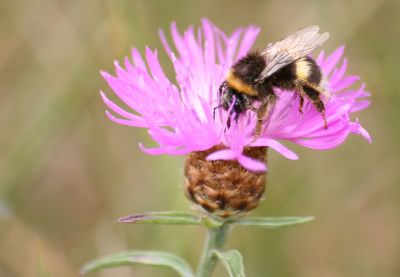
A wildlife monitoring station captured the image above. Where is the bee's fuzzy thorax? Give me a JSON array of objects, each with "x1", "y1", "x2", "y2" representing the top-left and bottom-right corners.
[
  {"x1": 226, "y1": 51, "x2": 266, "y2": 96},
  {"x1": 232, "y1": 51, "x2": 266, "y2": 85},
  {"x1": 184, "y1": 145, "x2": 267, "y2": 218}
]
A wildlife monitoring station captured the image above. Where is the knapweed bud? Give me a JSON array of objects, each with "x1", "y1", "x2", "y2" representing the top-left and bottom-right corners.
[{"x1": 184, "y1": 146, "x2": 267, "y2": 218}]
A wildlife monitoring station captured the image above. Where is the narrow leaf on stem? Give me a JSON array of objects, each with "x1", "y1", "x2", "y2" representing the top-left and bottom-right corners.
[
  {"x1": 118, "y1": 211, "x2": 201, "y2": 225},
  {"x1": 231, "y1": 216, "x2": 314, "y2": 228},
  {"x1": 212, "y1": 250, "x2": 245, "y2": 277},
  {"x1": 80, "y1": 250, "x2": 194, "y2": 277}
]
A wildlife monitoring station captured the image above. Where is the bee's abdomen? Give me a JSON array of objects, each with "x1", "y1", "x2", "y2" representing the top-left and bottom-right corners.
[
  {"x1": 295, "y1": 57, "x2": 322, "y2": 85},
  {"x1": 269, "y1": 62, "x2": 297, "y2": 88}
]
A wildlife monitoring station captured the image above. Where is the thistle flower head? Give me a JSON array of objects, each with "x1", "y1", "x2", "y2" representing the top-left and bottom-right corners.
[
  {"x1": 101, "y1": 19, "x2": 371, "y2": 216},
  {"x1": 101, "y1": 19, "x2": 370, "y2": 173}
]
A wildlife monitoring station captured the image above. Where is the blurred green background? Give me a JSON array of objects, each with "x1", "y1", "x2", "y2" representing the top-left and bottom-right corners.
[{"x1": 0, "y1": 0, "x2": 399, "y2": 276}]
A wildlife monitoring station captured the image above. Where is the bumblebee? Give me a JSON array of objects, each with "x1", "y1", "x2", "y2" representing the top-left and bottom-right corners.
[{"x1": 217, "y1": 25, "x2": 330, "y2": 135}]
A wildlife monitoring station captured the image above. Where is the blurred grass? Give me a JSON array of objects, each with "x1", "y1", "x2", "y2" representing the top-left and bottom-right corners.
[{"x1": 0, "y1": 0, "x2": 399, "y2": 276}]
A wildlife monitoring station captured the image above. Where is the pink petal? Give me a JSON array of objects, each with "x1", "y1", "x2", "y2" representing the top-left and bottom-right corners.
[
  {"x1": 159, "y1": 29, "x2": 175, "y2": 61},
  {"x1": 351, "y1": 100, "x2": 370, "y2": 112},
  {"x1": 225, "y1": 28, "x2": 243, "y2": 64},
  {"x1": 351, "y1": 121, "x2": 372, "y2": 143},
  {"x1": 331, "y1": 76, "x2": 360, "y2": 92},
  {"x1": 294, "y1": 130, "x2": 350, "y2": 150},
  {"x1": 171, "y1": 22, "x2": 189, "y2": 61},
  {"x1": 100, "y1": 91, "x2": 142, "y2": 121},
  {"x1": 105, "y1": 111, "x2": 146, "y2": 127},
  {"x1": 237, "y1": 154, "x2": 267, "y2": 172},
  {"x1": 329, "y1": 58, "x2": 347, "y2": 86},
  {"x1": 201, "y1": 18, "x2": 216, "y2": 67},
  {"x1": 131, "y1": 48, "x2": 148, "y2": 72},
  {"x1": 250, "y1": 138, "x2": 299, "y2": 160},
  {"x1": 321, "y1": 46, "x2": 345, "y2": 75},
  {"x1": 235, "y1": 26, "x2": 260, "y2": 59},
  {"x1": 139, "y1": 143, "x2": 190, "y2": 155},
  {"x1": 145, "y1": 47, "x2": 169, "y2": 85},
  {"x1": 206, "y1": 149, "x2": 236, "y2": 160}
]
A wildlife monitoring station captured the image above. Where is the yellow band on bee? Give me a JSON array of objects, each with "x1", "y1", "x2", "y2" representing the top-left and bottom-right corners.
[
  {"x1": 295, "y1": 58, "x2": 311, "y2": 81},
  {"x1": 226, "y1": 70, "x2": 258, "y2": 96}
]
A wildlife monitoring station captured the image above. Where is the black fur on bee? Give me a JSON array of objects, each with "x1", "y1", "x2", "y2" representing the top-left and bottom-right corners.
[{"x1": 231, "y1": 51, "x2": 266, "y2": 87}]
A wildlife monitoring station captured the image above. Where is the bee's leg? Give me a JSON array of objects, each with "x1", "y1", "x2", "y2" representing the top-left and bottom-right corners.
[
  {"x1": 232, "y1": 95, "x2": 253, "y2": 124},
  {"x1": 226, "y1": 116, "x2": 232, "y2": 129},
  {"x1": 254, "y1": 103, "x2": 268, "y2": 136},
  {"x1": 299, "y1": 82, "x2": 328, "y2": 129},
  {"x1": 213, "y1": 105, "x2": 223, "y2": 120},
  {"x1": 254, "y1": 94, "x2": 277, "y2": 136},
  {"x1": 294, "y1": 82, "x2": 306, "y2": 114},
  {"x1": 242, "y1": 95, "x2": 256, "y2": 112},
  {"x1": 298, "y1": 93, "x2": 305, "y2": 114}
]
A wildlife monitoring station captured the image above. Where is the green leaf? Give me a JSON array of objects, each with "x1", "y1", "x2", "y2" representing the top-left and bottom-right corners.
[
  {"x1": 80, "y1": 250, "x2": 194, "y2": 277},
  {"x1": 212, "y1": 250, "x2": 245, "y2": 277},
  {"x1": 118, "y1": 211, "x2": 201, "y2": 225},
  {"x1": 231, "y1": 216, "x2": 314, "y2": 228}
]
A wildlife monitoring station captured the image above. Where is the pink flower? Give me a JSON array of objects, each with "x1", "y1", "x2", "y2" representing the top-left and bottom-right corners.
[{"x1": 101, "y1": 19, "x2": 371, "y2": 172}]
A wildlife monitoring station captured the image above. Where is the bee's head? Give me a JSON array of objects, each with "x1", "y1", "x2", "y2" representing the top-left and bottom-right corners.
[
  {"x1": 218, "y1": 82, "x2": 243, "y2": 111},
  {"x1": 216, "y1": 82, "x2": 247, "y2": 127}
]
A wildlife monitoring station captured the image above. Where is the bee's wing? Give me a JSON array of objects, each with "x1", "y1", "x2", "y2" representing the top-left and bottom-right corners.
[{"x1": 255, "y1": 25, "x2": 329, "y2": 83}]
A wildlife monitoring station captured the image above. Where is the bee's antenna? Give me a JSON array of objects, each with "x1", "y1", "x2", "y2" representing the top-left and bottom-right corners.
[{"x1": 213, "y1": 105, "x2": 223, "y2": 120}]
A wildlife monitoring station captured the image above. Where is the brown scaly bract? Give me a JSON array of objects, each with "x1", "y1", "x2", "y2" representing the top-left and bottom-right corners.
[{"x1": 184, "y1": 145, "x2": 267, "y2": 218}]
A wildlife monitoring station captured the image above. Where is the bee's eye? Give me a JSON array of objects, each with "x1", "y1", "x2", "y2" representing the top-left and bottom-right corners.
[{"x1": 235, "y1": 99, "x2": 242, "y2": 107}]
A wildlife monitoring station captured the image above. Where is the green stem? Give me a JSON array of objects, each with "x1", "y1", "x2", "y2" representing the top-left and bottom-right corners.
[{"x1": 197, "y1": 223, "x2": 231, "y2": 277}]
